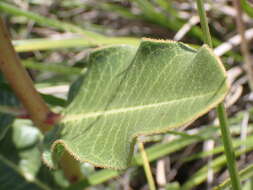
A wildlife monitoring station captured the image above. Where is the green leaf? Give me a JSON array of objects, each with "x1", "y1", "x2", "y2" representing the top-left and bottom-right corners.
[
  {"x1": 22, "y1": 60, "x2": 83, "y2": 75},
  {"x1": 0, "y1": 155, "x2": 49, "y2": 190},
  {"x1": 241, "y1": 0, "x2": 253, "y2": 18},
  {"x1": 50, "y1": 39, "x2": 229, "y2": 169},
  {"x1": 0, "y1": 120, "x2": 50, "y2": 190},
  {"x1": 67, "y1": 124, "x2": 248, "y2": 189}
]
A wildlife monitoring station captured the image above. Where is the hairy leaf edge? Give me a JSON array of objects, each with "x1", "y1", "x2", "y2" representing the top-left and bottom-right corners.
[{"x1": 50, "y1": 40, "x2": 230, "y2": 170}]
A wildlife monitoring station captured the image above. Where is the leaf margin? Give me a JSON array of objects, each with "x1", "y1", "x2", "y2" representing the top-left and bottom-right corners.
[{"x1": 50, "y1": 38, "x2": 230, "y2": 170}]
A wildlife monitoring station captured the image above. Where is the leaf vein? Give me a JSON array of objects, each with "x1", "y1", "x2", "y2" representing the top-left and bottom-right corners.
[{"x1": 63, "y1": 91, "x2": 216, "y2": 122}]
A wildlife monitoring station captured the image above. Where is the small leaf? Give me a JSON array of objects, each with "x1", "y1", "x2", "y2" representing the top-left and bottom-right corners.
[
  {"x1": 0, "y1": 155, "x2": 50, "y2": 190},
  {"x1": 0, "y1": 121, "x2": 49, "y2": 190},
  {"x1": 50, "y1": 39, "x2": 229, "y2": 169}
]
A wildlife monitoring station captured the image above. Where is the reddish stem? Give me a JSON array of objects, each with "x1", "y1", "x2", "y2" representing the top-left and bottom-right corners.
[
  {"x1": 0, "y1": 18, "x2": 56, "y2": 132},
  {"x1": 0, "y1": 17, "x2": 82, "y2": 183}
]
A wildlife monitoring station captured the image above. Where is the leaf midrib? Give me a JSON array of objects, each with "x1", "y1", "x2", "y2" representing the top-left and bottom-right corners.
[{"x1": 63, "y1": 90, "x2": 219, "y2": 122}]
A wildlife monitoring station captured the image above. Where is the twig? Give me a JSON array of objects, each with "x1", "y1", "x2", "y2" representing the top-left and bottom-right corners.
[{"x1": 232, "y1": 0, "x2": 253, "y2": 90}]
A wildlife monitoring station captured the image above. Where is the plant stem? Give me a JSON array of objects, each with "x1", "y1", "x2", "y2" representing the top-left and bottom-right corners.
[
  {"x1": 0, "y1": 17, "x2": 82, "y2": 183},
  {"x1": 196, "y1": 0, "x2": 212, "y2": 48},
  {"x1": 138, "y1": 141, "x2": 156, "y2": 190},
  {"x1": 232, "y1": 0, "x2": 253, "y2": 90},
  {"x1": 196, "y1": 1, "x2": 242, "y2": 190},
  {"x1": 0, "y1": 18, "x2": 51, "y2": 132},
  {"x1": 216, "y1": 105, "x2": 242, "y2": 189}
]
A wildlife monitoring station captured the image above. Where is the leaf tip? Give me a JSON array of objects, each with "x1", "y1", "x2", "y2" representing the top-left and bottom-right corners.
[{"x1": 200, "y1": 44, "x2": 230, "y2": 91}]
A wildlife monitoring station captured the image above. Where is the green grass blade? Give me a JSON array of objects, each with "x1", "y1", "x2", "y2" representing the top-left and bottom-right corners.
[
  {"x1": 13, "y1": 37, "x2": 139, "y2": 52},
  {"x1": 183, "y1": 133, "x2": 253, "y2": 163},
  {"x1": 0, "y1": 2, "x2": 102, "y2": 39},
  {"x1": 240, "y1": 0, "x2": 253, "y2": 17},
  {"x1": 22, "y1": 60, "x2": 82, "y2": 75},
  {"x1": 181, "y1": 146, "x2": 253, "y2": 190},
  {"x1": 214, "y1": 164, "x2": 253, "y2": 190}
]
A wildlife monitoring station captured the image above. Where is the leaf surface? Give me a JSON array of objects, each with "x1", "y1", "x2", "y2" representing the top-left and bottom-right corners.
[
  {"x1": 51, "y1": 39, "x2": 229, "y2": 169},
  {"x1": 0, "y1": 121, "x2": 49, "y2": 190},
  {"x1": 0, "y1": 155, "x2": 49, "y2": 190}
]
